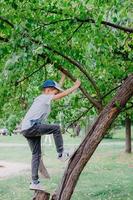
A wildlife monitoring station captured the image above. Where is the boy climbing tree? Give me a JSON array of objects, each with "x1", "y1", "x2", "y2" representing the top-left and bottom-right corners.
[{"x1": 20, "y1": 73, "x2": 81, "y2": 190}]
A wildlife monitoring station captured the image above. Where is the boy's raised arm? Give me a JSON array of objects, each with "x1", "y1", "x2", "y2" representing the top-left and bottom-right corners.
[{"x1": 53, "y1": 80, "x2": 81, "y2": 100}]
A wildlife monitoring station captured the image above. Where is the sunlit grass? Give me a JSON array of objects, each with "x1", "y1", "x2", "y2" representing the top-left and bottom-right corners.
[{"x1": 0, "y1": 129, "x2": 133, "y2": 200}]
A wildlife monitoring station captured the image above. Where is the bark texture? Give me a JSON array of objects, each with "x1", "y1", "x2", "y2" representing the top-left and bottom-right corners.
[
  {"x1": 39, "y1": 158, "x2": 50, "y2": 179},
  {"x1": 125, "y1": 116, "x2": 132, "y2": 153},
  {"x1": 54, "y1": 74, "x2": 133, "y2": 200},
  {"x1": 33, "y1": 191, "x2": 50, "y2": 200}
]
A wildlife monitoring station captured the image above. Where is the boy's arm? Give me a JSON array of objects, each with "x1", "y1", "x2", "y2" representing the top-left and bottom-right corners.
[{"x1": 53, "y1": 80, "x2": 81, "y2": 100}]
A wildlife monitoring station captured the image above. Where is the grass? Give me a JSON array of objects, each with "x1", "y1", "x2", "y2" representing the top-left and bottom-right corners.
[
  {"x1": 111, "y1": 126, "x2": 133, "y2": 140},
  {"x1": 0, "y1": 128, "x2": 133, "y2": 200}
]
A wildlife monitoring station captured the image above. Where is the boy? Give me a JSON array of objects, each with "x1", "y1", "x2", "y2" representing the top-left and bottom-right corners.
[{"x1": 21, "y1": 77, "x2": 81, "y2": 190}]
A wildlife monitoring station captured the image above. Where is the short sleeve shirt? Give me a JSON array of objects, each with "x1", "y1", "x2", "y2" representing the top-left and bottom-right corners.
[{"x1": 21, "y1": 94, "x2": 54, "y2": 131}]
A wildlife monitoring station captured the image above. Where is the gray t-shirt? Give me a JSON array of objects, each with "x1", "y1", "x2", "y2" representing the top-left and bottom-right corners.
[{"x1": 21, "y1": 94, "x2": 54, "y2": 131}]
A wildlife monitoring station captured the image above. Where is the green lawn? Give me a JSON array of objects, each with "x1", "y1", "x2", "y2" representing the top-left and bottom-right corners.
[
  {"x1": 0, "y1": 131, "x2": 133, "y2": 200},
  {"x1": 112, "y1": 126, "x2": 133, "y2": 140}
]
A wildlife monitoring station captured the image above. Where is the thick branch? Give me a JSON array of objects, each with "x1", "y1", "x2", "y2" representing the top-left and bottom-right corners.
[
  {"x1": 41, "y1": 44, "x2": 102, "y2": 100},
  {"x1": 55, "y1": 74, "x2": 133, "y2": 200},
  {"x1": 57, "y1": 65, "x2": 102, "y2": 110}
]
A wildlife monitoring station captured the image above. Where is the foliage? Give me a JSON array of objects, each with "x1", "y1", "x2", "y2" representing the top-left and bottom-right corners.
[{"x1": 0, "y1": 0, "x2": 133, "y2": 131}]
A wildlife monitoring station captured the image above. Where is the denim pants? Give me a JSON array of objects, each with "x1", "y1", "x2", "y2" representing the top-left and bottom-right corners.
[{"x1": 21, "y1": 123, "x2": 63, "y2": 182}]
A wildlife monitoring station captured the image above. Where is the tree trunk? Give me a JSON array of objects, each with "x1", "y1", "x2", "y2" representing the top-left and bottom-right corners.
[
  {"x1": 54, "y1": 74, "x2": 133, "y2": 200},
  {"x1": 125, "y1": 115, "x2": 132, "y2": 153},
  {"x1": 33, "y1": 191, "x2": 50, "y2": 200},
  {"x1": 39, "y1": 158, "x2": 50, "y2": 179}
]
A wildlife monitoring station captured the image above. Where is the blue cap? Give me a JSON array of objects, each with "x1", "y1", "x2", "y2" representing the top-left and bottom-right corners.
[{"x1": 42, "y1": 80, "x2": 64, "y2": 92}]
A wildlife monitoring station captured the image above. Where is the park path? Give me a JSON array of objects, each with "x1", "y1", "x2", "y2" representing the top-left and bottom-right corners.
[{"x1": 0, "y1": 161, "x2": 30, "y2": 179}]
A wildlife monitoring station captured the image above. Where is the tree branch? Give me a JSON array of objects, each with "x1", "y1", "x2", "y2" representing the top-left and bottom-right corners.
[
  {"x1": 33, "y1": 18, "x2": 72, "y2": 32},
  {"x1": 57, "y1": 65, "x2": 102, "y2": 110},
  {"x1": 40, "y1": 44, "x2": 102, "y2": 100},
  {"x1": 34, "y1": 42, "x2": 102, "y2": 102},
  {"x1": 66, "y1": 106, "x2": 93, "y2": 130},
  {"x1": 102, "y1": 85, "x2": 121, "y2": 99},
  {"x1": 33, "y1": 16, "x2": 133, "y2": 34},
  {"x1": 15, "y1": 63, "x2": 46, "y2": 86},
  {"x1": 67, "y1": 22, "x2": 84, "y2": 42},
  {"x1": 31, "y1": 8, "x2": 133, "y2": 33},
  {"x1": 56, "y1": 74, "x2": 133, "y2": 200},
  {"x1": 0, "y1": 13, "x2": 132, "y2": 33},
  {"x1": 0, "y1": 16, "x2": 14, "y2": 28},
  {"x1": 101, "y1": 20, "x2": 133, "y2": 33},
  {"x1": 76, "y1": 18, "x2": 133, "y2": 33},
  {"x1": 17, "y1": 50, "x2": 101, "y2": 110},
  {"x1": 41, "y1": 18, "x2": 72, "y2": 26},
  {"x1": 122, "y1": 102, "x2": 133, "y2": 112}
]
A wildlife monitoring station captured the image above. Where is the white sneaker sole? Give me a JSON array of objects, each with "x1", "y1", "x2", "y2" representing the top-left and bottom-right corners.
[
  {"x1": 30, "y1": 187, "x2": 46, "y2": 192},
  {"x1": 58, "y1": 156, "x2": 69, "y2": 162}
]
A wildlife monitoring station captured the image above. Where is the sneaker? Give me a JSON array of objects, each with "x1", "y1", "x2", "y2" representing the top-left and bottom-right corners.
[
  {"x1": 58, "y1": 151, "x2": 70, "y2": 162},
  {"x1": 29, "y1": 182, "x2": 45, "y2": 191}
]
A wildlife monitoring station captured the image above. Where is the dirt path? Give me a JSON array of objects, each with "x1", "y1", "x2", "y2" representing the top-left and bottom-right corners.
[
  {"x1": 0, "y1": 141, "x2": 127, "y2": 180},
  {"x1": 0, "y1": 161, "x2": 30, "y2": 179}
]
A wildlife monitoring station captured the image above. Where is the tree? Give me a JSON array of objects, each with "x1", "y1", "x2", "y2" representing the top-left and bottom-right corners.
[
  {"x1": 33, "y1": 75, "x2": 133, "y2": 200},
  {"x1": 0, "y1": 1, "x2": 133, "y2": 199},
  {"x1": 0, "y1": 0, "x2": 132, "y2": 130},
  {"x1": 125, "y1": 114, "x2": 132, "y2": 153}
]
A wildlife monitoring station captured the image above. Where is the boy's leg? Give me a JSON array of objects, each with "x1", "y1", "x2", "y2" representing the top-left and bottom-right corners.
[
  {"x1": 26, "y1": 136, "x2": 41, "y2": 183},
  {"x1": 38, "y1": 124, "x2": 64, "y2": 154},
  {"x1": 23, "y1": 124, "x2": 64, "y2": 155}
]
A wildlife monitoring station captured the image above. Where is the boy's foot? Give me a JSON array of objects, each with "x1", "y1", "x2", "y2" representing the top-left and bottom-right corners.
[
  {"x1": 58, "y1": 151, "x2": 70, "y2": 162},
  {"x1": 30, "y1": 182, "x2": 45, "y2": 191}
]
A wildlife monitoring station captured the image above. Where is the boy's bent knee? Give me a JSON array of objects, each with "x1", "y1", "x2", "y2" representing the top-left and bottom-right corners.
[{"x1": 53, "y1": 124, "x2": 60, "y2": 131}]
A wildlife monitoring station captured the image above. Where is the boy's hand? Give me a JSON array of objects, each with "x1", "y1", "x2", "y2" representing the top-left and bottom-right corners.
[
  {"x1": 53, "y1": 79, "x2": 81, "y2": 100},
  {"x1": 74, "y1": 80, "x2": 81, "y2": 88}
]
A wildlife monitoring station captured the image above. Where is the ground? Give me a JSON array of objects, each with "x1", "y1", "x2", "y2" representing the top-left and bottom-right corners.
[{"x1": 0, "y1": 127, "x2": 133, "y2": 200}]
